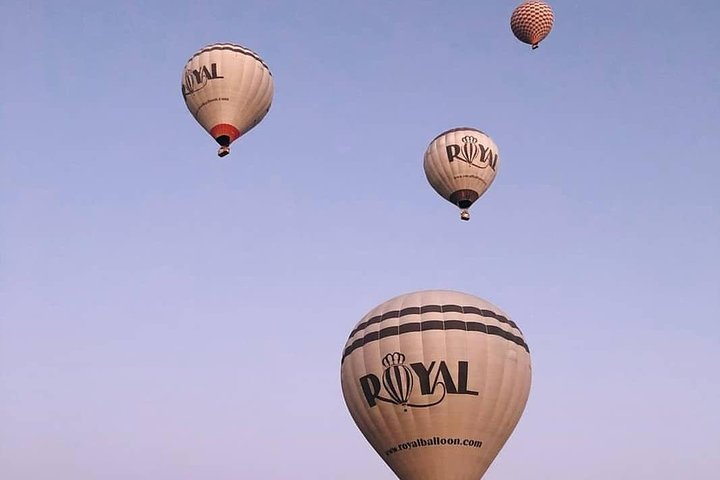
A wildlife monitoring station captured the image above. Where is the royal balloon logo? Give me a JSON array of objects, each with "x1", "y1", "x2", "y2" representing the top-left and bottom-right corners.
[
  {"x1": 182, "y1": 63, "x2": 224, "y2": 97},
  {"x1": 359, "y1": 352, "x2": 478, "y2": 411},
  {"x1": 446, "y1": 136, "x2": 498, "y2": 171}
]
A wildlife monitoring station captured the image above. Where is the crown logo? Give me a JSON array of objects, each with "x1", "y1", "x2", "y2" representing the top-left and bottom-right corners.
[
  {"x1": 461, "y1": 135, "x2": 478, "y2": 144},
  {"x1": 382, "y1": 352, "x2": 406, "y2": 368}
]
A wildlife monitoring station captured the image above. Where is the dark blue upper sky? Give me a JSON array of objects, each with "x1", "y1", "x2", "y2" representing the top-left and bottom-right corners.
[{"x1": 2, "y1": 1, "x2": 719, "y2": 478}]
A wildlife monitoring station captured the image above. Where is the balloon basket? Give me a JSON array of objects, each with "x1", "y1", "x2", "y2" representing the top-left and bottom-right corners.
[
  {"x1": 218, "y1": 146, "x2": 230, "y2": 157},
  {"x1": 460, "y1": 210, "x2": 470, "y2": 221}
]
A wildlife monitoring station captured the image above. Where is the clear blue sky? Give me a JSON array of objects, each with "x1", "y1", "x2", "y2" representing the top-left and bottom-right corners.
[{"x1": 1, "y1": 1, "x2": 719, "y2": 478}]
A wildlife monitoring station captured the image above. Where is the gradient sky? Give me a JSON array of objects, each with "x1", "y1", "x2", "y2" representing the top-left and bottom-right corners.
[{"x1": 2, "y1": 1, "x2": 719, "y2": 479}]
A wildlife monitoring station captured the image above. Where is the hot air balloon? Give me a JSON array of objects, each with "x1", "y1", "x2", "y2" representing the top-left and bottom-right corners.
[
  {"x1": 423, "y1": 127, "x2": 499, "y2": 221},
  {"x1": 511, "y1": 1, "x2": 554, "y2": 50},
  {"x1": 182, "y1": 43, "x2": 274, "y2": 157},
  {"x1": 341, "y1": 290, "x2": 531, "y2": 480}
]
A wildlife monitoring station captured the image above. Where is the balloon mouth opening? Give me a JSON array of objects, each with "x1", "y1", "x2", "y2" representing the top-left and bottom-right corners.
[
  {"x1": 210, "y1": 124, "x2": 241, "y2": 147},
  {"x1": 449, "y1": 190, "x2": 479, "y2": 210}
]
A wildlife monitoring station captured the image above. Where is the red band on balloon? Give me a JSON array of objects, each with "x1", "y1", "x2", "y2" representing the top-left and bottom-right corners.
[{"x1": 210, "y1": 124, "x2": 241, "y2": 144}]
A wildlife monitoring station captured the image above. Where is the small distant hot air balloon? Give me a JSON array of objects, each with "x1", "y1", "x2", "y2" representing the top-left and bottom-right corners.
[
  {"x1": 182, "y1": 43, "x2": 274, "y2": 157},
  {"x1": 341, "y1": 290, "x2": 532, "y2": 480},
  {"x1": 511, "y1": 1, "x2": 554, "y2": 50},
  {"x1": 424, "y1": 127, "x2": 499, "y2": 221}
]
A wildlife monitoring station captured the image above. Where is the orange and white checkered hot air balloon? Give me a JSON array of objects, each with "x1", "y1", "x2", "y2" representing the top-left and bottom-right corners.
[
  {"x1": 510, "y1": 1, "x2": 555, "y2": 50},
  {"x1": 182, "y1": 43, "x2": 274, "y2": 157}
]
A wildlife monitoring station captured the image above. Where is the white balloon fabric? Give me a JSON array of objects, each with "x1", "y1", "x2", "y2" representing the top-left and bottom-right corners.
[
  {"x1": 423, "y1": 128, "x2": 500, "y2": 221},
  {"x1": 341, "y1": 290, "x2": 531, "y2": 480},
  {"x1": 182, "y1": 43, "x2": 274, "y2": 157}
]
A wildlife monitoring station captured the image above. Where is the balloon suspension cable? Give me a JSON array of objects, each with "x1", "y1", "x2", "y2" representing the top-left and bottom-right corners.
[
  {"x1": 460, "y1": 209, "x2": 470, "y2": 221},
  {"x1": 218, "y1": 146, "x2": 230, "y2": 157}
]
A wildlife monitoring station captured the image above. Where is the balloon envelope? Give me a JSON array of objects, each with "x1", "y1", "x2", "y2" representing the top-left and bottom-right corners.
[
  {"x1": 511, "y1": 1, "x2": 555, "y2": 49},
  {"x1": 341, "y1": 290, "x2": 531, "y2": 480},
  {"x1": 182, "y1": 43, "x2": 274, "y2": 157},
  {"x1": 423, "y1": 127, "x2": 500, "y2": 221}
]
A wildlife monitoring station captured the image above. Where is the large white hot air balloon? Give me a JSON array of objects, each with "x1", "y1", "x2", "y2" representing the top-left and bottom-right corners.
[
  {"x1": 424, "y1": 127, "x2": 500, "y2": 221},
  {"x1": 341, "y1": 290, "x2": 531, "y2": 480},
  {"x1": 182, "y1": 43, "x2": 274, "y2": 157}
]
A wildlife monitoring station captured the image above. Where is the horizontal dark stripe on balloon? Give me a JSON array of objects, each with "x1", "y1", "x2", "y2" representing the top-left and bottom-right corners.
[
  {"x1": 348, "y1": 304, "x2": 519, "y2": 340},
  {"x1": 429, "y1": 127, "x2": 488, "y2": 144},
  {"x1": 187, "y1": 44, "x2": 272, "y2": 74},
  {"x1": 341, "y1": 319, "x2": 529, "y2": 364}
]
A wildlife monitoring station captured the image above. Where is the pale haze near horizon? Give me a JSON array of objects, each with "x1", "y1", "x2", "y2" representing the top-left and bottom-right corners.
[{"x1": 1, "y1": 1, "x2": 719, "y2": 479}]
